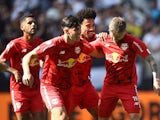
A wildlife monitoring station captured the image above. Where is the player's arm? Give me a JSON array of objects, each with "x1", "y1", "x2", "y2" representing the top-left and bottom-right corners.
[
  {"x1": 22, "y1": 50, "x2": 38, "y2": 88},
  {"x1": 89, "y1": 48, "x2": 104, "y2": 58},
  {"x1": 89, "y1": 39, "x2": 105, "y2": 58},
  {"x1": 0, "y1": 59, "x2": 21, "y2": 82},
  {"x1": 145, "y1": 54, "x2": 160, "y2": 95}
]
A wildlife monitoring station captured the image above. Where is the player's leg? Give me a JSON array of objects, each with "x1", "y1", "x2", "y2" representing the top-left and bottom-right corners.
[
  {"x1": 79, "y1": 82, "x2": 99, "y2": 120},
  {"x1": 87, "y1": 107, "x2": 98, "y2": 120},
  {"x1": 30, "y1": 89, "x2": 47, "y2": 120},
  {"x1": 119, "y1": 84, "x2": 140, "y2": 120},
  {"x1": 15, "y1": 112, "x2": 31, "y2": 120},
  {"x1": 40, "y1": 84, "x2": 69, "y2": 120},
  {"x1": 129, "y1": 113, "x2": 140, "y2": 120},
  {"x1": 11, "y1": 90, "x2": 32, "y2": 120},
  {"x1": 98, "y1": 84, "x2": 118, "y2": 120},
  {"x1": 51, "y1": 106, "x2": 68, "y2": 120}
]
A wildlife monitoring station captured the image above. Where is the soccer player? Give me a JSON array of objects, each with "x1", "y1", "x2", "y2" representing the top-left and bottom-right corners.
[
  {"x1": 0, "y1": 13, "x2": 46, "y2": 120},
  {"x1": 91, "y1": 17, "x2": 160, "y2": 120},
  {"x1": 68, "y1": 8, "x2": 100, "y2": 120},
  {"x1": 22, "y1": 15, "x2": 101, "y2": 120}
]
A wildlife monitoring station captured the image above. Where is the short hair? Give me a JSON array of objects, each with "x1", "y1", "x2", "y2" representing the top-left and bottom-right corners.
[
  {"x1": 19, "y1": 13, "x2": 35, "y2": 24},
  {"x1": 76, "y1": 8, "x2": 96, "y2": 24},
  {"x1": 109, "y1": 17, "x2": 126, "y2": 33},
  {"x1": 61, "y1": 15, "x2": 79, "y2": 29}
]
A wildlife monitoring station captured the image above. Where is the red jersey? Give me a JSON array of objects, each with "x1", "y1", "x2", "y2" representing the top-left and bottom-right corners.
[
  {"x1": 91, "y1": 33, "x2": 150, "y2": 84},
  {"x1": 34, "y1": 35, "x2": 94, "y2": 89},
  {"x1": 0, "y1": 37, "x2": 44, "y2": 90},
  {"x1": 74, "y1": 37, "x2": 96, "y2": 86}
]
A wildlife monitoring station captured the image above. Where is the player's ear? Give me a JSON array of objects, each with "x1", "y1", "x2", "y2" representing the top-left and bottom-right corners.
[
  {"x1": 20, "y1": 23, "x2": 24, "y2": 31},
  {"x1": 63, "y1": 27, "x2": 69, "y2": 34}
]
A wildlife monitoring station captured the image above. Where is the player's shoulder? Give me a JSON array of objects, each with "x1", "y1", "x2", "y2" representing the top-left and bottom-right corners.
[
  {"x1": 41, "y1": 35, "x2": 64, "y2": 48},
  {"x1": 50, "y1": 35, "x2": 65, "y2": 44},
  {"x1": 34, "y1": 38, "x2": 45, "y2": 42},
  {"x1": 7, "y1": 37, "x2": 22, "y2": 46},
  {"x1": 125, "y1": 33, "x2": 140, "y2": 40}
]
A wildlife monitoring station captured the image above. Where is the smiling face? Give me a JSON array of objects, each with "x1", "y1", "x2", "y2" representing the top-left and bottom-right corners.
[
  {"x1": 80, "y1": 18, "x2": 96, "y2": 41},
  {"x1": 20, "y1": 17, "x2": 37, "y2": 35}
]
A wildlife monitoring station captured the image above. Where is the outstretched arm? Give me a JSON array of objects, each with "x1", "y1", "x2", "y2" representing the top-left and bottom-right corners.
[
  {"x1": 145, "y1": 54, "x2": 160, "y2": 95},
  {"x1": 22, "y1": 50, "x2": 38, "y2": 88},
  {"x1": 89, "y1": 48, "x2": 105, "y2": 58}
]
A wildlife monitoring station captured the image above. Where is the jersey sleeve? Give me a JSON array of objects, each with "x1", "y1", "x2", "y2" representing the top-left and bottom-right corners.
[
  {"x1": 33, "y1": 39, "x2": 56, "y2": 59},
  {"x1": 89, "y1": 38, "x2": 102, "y2": 51},
  {"x1": 132, "y1": 37, "x2": 151, "y2": 58},
  {"x1": 81, "y1": 40, "x2": 95, "y2": 54},
  {"x1": 0, "y1": 41, "x2": 16, "y2": 61}
]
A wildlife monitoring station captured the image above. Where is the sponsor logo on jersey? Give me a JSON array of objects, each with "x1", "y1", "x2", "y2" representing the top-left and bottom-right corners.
[
  {"x1": 106, "y1": 52, "x2": 128, "y2": 63},
  {"x1": 57, "y1": 58, "x2": 77, "y2": 68},
  {"x1": 29, "y1": 58, "x2": 39, "y2": 67},
  {"x1": 77, "y1": 52, "x2": 91, "y2": 63}
]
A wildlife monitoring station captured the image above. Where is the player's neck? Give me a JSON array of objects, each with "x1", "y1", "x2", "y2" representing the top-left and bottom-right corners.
[{"x1": 23, "y1": 34, "x2": 34, "y2": 41}]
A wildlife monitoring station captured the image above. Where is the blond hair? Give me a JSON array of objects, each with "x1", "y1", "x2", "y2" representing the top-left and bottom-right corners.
[{"x1": 109, "y1": 17, "x2": 126, "y2": 33}]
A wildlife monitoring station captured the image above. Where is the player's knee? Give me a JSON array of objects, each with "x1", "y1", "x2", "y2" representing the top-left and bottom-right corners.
[{"x1": 51, "y1": 106, "x2": 68, "y2": 120}]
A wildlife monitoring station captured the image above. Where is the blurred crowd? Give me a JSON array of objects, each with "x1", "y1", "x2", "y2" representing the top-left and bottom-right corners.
[{"x1": 0, "y1": 0, "x2": 160, "y2": 91}]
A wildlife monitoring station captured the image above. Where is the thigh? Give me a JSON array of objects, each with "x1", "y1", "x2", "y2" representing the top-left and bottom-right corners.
[
  {"x1": 40, "y1": 84, "x2": 66, "y2": 111},
  {"x1": 30, "y1": 90, "x2": 46, "y2": 112},
  {"x1": 79, "y1": 83, "x2": 99, "y2": 109},
  {"x1": 98, "y1": 84, "x2": 118, "y2": 118},
  {"x1": 11, "y1": 90, "x2": 30, "y2": 113},
  {"x1": 51, "y1": 106, "x2": 68, "y2": 120},
  {"x1": 119, "y1": 84, "x2": 141, "y2": 114}
]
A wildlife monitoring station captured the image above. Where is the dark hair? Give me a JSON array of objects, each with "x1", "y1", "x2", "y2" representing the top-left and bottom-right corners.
[
  {"x1": 19, "y1": 13, "x2": 35, "y2": 24},
  {"x1": 61, "y1": 15, "x2": 79, "y2": 29},
  {"x1": 76, "y1": 8, "x2": 96, "y2": 24}
]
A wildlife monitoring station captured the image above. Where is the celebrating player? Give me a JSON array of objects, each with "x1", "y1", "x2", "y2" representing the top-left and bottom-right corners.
[
  {"x1": 68, "y1": 8, "x2": 101, "y2": 120},
  {"x1": 91, "y1": 17, "x2": 160, "y2": 120},
  {"x1": 22, "y1": 15, "x2": 102, "y2": 120}
]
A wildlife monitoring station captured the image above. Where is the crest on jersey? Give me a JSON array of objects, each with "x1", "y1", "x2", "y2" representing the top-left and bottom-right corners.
[
  {"x1": 75, "y1": 46, "x2": 81, "y2": 54},
  {"x1": 59, "y1": 50, "x2": 65, "y2": 54},
  {"x1": 21, "y1": 49, "x2": 27, "y2": 53},
  {"x1": 121, "y1": 43, "x2": 128, "y2": 51}
]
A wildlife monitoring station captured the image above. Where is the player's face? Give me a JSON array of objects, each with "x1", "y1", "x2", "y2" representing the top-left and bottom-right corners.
[
  {"x1": 68, "y1": 26, "x2": 80, "y2": 44},
  {"x1": 111, "y1": 30, "x2": 126, "y2": 43},
  {"x1": 80, "y1": 19, "x2": 95, "y2": 40},
  {"x1": 21, "y1": 17, "x2": 37, "y2": 35}
]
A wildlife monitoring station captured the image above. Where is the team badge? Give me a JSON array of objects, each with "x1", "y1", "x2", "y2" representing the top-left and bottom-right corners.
[
  {"x1": 75, "y1": 46, "x2": 81, "y2": 54},
  {"x1": 121, "y1": 43, "x2": 128, "y2": 51},
  {"x1": 59, "y1": 50, "x2": 65, "y2": 54},
  {"x1": 21, "y1": 49, "x2": 27, "y2": 53}
]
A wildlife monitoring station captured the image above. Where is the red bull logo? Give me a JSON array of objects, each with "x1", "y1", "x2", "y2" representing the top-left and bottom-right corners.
[
  {"x1": 29, "y1": 58, "x2": 40, "y2": 67},
  {"x1": 77, "y1": 53, "x2": 91, "y2": 63},
  {"x1": 57, "y1": 58, "x2": 77, "y2": 68},
  {"x1": 106, "y1": 52, "x2": 128, "y2": 63}
]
